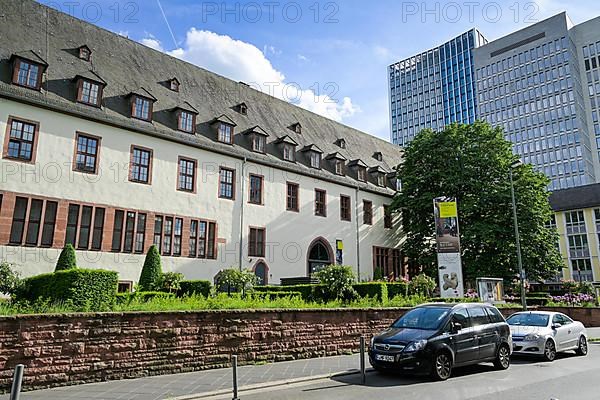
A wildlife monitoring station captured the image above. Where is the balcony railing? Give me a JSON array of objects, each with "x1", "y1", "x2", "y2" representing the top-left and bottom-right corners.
[{"x1": 574, "y1": 270, "x2": 594, "y2": 282}]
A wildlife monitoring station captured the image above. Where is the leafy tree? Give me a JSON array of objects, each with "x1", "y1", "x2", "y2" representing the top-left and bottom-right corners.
[
  {"x1": 0, "y1": 262, "x2": 22, "y2": 296},
  {"x1": 408, "y1": 273, "x2": 436, "y2": 296},
  {"x1": 215, "y1": 268, "x2": 258, "y2": 295},
  {"x1": 158, "y1": 272, "x2": 185, "y2": 293},
  {"x1": 55, "y1": 244, "x2": 77, "y2": 271},
  {"x1": 138, "y1": 245, "x2": 162, "y2": 291},
  {"x1": 315, "y1": 265, "x2": 358, "y2": 301},
  {"x1": 392, "y1": 121, "x2": 563, "y2": 282}
]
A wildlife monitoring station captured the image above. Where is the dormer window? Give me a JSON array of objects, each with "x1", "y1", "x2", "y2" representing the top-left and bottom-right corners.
[
  {"x1": 79, "y1": 45, "x2": 91, "y2": 61},
  {"x1": 336, "y1": 138, "x2": 346, "y2": 149},
  {"x1": 178, "y1": 110, "x2": 196, "y2": 133},
  {"x1": 335, "y1": 160, "x2": 344, "y2": 175},
  {"x1": 373, "y1": 151, "x2": 383, "y2": 162},
  {"x1": 283, "y1": 143, "x2": 295, "y2": 161},
  {"x1": 169, "y1": 78, "x2": 180, "y2": 92},
  {"x1": 218, "y1": 122, "x2": 234, "y2": 144},
  {"x1": 253, "y1": 135, "x2": 266, "y2": 153},
  {"x1": 310, "y1": 152, "x2": 321, "y2": 169},
  {"x1": 132, "y1": 96, "x2": 153, "y2": 121},
  {"x1": 75, "y1": 73, "x2": 106, "y2": 107},
  {"x1": 357, "y1": 166, "x2": 367, "y2": 182},
  {"x1": 377, "y1": 174, "x2": 386, "y2": 186},
  {"x1": 290, "y1": 123, "x2": 302, "y2": 134},
  {"x1": 236, "y1": 103, "x2": 248, "y2": 115}
]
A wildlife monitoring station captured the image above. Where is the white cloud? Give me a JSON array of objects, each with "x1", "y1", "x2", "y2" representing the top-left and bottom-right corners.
[
  {"x1": 140, "y1": 38, "x2": 164, "y2": 52},
  {"x1": 138, "y1": 29, "x2": 360, "y2": 123},
  {"x1": 297, "y1": 54, "x2": 309, "y2": 62}
]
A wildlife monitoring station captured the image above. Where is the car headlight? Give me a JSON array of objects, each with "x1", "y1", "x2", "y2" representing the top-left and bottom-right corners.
[
  {"x1": 404, "y1": 339, "x2": 427, "y2": 352},
  {"x1": 524, "y1": 333, "x2": 541, "y2": 341}
]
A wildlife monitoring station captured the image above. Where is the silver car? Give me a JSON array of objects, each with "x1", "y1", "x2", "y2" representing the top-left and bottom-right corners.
[{"x1": 507, "y1": 311, "x2": 588, "y2": 361}]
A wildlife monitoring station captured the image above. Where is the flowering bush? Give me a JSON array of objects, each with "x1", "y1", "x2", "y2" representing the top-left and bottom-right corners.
[
  {"x1": 465, "y1": 289, "x2": 479, "y2": 299},
  {"x1": 408, "y1": 273, "x2": 436, "y2": 296},
  {"x1": 548, "y1": 293, "x2": 596, "y2": 307},
  {"x1": 315, "y1": 265, "x2": 358, "y2": 301}
]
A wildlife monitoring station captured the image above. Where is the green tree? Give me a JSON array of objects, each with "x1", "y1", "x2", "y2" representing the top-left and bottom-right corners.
[
  {"x1": 315, "y1": 265, "x2": 358, "y2": 301},
  {"x1": 392, "y1": 121, "x2": 563, "y2": 282},
  {"x1": 138, "y1": 245, "x2": 163, "y2": 291},
  {"x1": 158, "y1": 272, "x2": 184, "y2": 293},
  {"x1": 55, "y1": 244, "x2": 77, "y2": 271},
  {"x1": 0, "y1": 262, "x2": 22, "y2": 296},
  {"x1": 215, "y1": 268, "x2": 258, "y2": 295}
]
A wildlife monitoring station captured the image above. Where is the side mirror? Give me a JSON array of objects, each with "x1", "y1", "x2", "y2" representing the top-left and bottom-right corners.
[
  {"x1": 552, "y1": 323, "x2": 562, "y2": 330},
  {"x1": 451, "y1": 322, "x2": 462, "y2": 334}
]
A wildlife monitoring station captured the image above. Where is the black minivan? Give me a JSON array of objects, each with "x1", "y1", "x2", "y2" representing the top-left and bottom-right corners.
[{"x1": 369, "y1": 303, "x2": 512, "y2": 380}]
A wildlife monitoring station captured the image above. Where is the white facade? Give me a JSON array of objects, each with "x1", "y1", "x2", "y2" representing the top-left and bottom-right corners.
[{"x1": 0, "y1": 98, "x2": 403, "y2": 284}]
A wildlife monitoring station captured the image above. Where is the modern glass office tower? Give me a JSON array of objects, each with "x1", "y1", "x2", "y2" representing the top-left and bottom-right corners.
[
  {"x1": 474, "y1": 13, "x2": 599, "y2": 190},
  {"x1": 390, "y1": 13, "x2": 600, "y2": 190},
  {"x1": 388, "y1": 29, "x2": 488, "y2": 147}
]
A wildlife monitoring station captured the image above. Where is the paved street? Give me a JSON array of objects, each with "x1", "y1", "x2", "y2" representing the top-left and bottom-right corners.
[
  {"x1": 216, "y1": 343, "x2": 600, "y2": 400},
  {"x1": 0, "y1": 354, "x2": 361, "y2": 400},
  {"x1": 4, "y1": 328, "x2": 599, "y2": 400}
]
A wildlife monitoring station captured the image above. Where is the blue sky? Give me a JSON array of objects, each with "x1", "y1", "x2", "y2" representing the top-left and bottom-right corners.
[{"x1": 41, "y1": 0, "x2": 598, "y2": 140}]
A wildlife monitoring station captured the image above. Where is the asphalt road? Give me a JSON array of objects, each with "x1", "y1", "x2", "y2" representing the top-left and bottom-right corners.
[{"x1": 214, "y1": 343, "x2": 600, "y2": 400}]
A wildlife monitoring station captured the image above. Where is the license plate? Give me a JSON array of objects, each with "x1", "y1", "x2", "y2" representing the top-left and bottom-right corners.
[{"x1": 375, "y1": 354, "x2": 395, "y2": 362}]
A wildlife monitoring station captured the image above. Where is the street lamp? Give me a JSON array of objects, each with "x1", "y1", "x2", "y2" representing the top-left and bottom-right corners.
[{"x1": 509, "y1": 159, "x2": 527, "y2": 310}]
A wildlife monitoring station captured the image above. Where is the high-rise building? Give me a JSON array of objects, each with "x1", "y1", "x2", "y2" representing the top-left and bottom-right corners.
[
  {"x1": 474, "y1": 13, "x2": 600, "y2": 190},
  {"x1": 389, "y1": 13, "x2": 600, "y2": 191},
  {"x1": 388, "y1": 29, "x2": 488, "y2": 147}
]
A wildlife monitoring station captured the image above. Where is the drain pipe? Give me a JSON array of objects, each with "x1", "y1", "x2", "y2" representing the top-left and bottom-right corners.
[
  {"x1": 238, "y1": 157, "x2": 247, "y2": 271},
  {"x1": 355, "y1": 186, "x2": 361, "y2": 280}
]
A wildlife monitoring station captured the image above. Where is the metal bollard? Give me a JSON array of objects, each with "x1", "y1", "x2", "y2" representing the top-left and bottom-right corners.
[
  {"x1": 232, "y1": 355, "x2": 239, "y2": 400},
  {"x1": 10, "y1": 364, "x2": 24, "y2": 400},
  {"x1": 360, "y1": 336, "x2": 366, "y2": 385}
]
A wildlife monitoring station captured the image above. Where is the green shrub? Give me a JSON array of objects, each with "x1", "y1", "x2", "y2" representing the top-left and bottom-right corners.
[
  {"x1": 18, "y1": 268, "x2": 118, "y2": 311},
  {"x1": 215, "y1": 268, "x2": 258, "y2": 294},
  {"x1": 408, "y1": 274, "x2": 436, "y2": 296},
  {"x1": 527, "y1": 292, "x2": 550, "y2": 297},
  {"x1": 315, "y1": 265, "x2": 358, "y2": 301},
  {"x1": 254, "y1": 284, "x2": 322, "y2": 301},
  {"x1": 179, "y1": 280, "x2": 211, "y2": 297},
  {"x1": 138, "y1": 245, "x2": 162, "y2": 291},
  {"x1": 116, "y1": 291, "x2": 175, "y2": 305},
  {"x1": 55, "y1": 244, "x2": 77, "y2": 271},
  {"x1": 159, "y1": 272, "x2": 184, "y2": 293},
  {"x1": 387, "y1": 282, "x2": 409, "y2": 298},
  {"x1": 255, "y1": 291, "x2": 302, "y2": 300},
  {"x1": 0, "y1": 262, "x2": 22, "y2": 296},
  {"x1": 353, "y1": 282, "x2": 388, "y2": 301},
  {"x1": 373, "y1": 266, "x2": 384, "y2": 281}
]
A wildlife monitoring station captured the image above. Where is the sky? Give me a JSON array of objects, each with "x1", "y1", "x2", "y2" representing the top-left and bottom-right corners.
[{"x1": 40, "y1": 0, "x2": 598, "y2": 141}]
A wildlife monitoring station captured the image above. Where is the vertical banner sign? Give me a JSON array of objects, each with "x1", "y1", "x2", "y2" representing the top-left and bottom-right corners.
[
  {"x1": 336, "y1": 240, "x2": 343, "y2": 265},
  {"x1": 433, "y1": 198, "x2": 464, "y2": 298}
]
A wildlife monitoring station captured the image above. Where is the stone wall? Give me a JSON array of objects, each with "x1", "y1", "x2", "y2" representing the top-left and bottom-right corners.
[
  {"x1": 0, "y1": 308, "x2": 403, "y2": 392},
  {"x1": 1, "y1": 306, "x2": 598, "y2": 392}
]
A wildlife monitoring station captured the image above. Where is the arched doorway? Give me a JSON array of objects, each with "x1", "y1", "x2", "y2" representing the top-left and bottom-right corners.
[
  {"x1": 253, "y1": 261, "x2": 268, "y2": 285},
  {"x1": 307, "y1": 237, "x2": 333, "y2": 276}
]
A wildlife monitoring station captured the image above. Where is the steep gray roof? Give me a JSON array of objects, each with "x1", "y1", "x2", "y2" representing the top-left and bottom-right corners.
[
  {"x1": 0, "y1": 0, "x2": 402, "y2": 196},
  {"x1": 549, "y1": 183, "x2": 600, "y2": 212}
]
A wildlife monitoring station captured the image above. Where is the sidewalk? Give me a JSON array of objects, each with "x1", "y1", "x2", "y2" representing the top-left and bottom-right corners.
[{"x1": 1, "y1": 354, "x2": 362, "y2": 400}]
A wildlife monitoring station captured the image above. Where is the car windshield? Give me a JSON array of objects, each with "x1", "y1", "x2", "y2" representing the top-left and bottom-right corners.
[
  {"x1": 507, "y1": 313, "x2": 549, "y2": 327},
  {"x1": 391, "y1": 307, "x2": 450, "y2": 330}
]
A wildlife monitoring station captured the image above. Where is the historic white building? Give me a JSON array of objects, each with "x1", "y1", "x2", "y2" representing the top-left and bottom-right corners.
[{"x1": 0, "y1": 0, "x2": 404, "y2": 288}]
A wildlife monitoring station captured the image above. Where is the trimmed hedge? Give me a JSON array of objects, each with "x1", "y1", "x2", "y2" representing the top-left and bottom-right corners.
[
  {"x1": 138, "y1": 245, "x2": 162, "y2": 291},
  {"x1": 254, "y1": 285, "x2": 324, "y2": 301},
  {"x1": 55, "y1": 244, "x2": 77, "y2": 271},
  {"x1": 116, "y1": 291, "x2": 176, "y2": 304},
  {"x1": 352, "y1": 282, "x2": 388, "y2": 300},
  {"x1": 387, "y1": 282, "x2": 409, "y2": 298},
  {"x1": 178, "y1": 280, "x2": 211, "y2": 297},
  {"x1": 18, "y1": 268, "x2": 118, "y2": 310}
]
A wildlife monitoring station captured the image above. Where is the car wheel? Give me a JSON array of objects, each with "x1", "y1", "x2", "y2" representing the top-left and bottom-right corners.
[
  {"x1": 431, "y1": 352, "x2": 452, "y2": 381},
  {"x1": 543, "y1": 340, "x2": 556, "y2": 362},
  {"x1": 493, "y1": 344, "x2": 511, "y2": 370},
  {"x1": 575, "y1": 336, "x2": 588, "y2": 356}
]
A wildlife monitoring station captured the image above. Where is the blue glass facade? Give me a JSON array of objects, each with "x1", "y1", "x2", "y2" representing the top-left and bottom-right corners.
[{"x1": 389, "y1": 29, "x2": 487, "y2": 147}]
